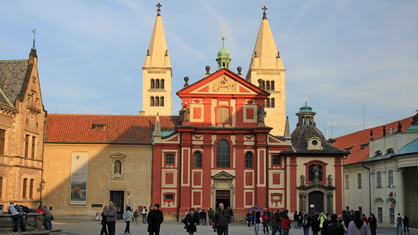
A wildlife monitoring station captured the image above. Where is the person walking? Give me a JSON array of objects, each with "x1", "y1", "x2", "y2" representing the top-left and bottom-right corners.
[
  {"x1": 262, "y1": 211, "x2": 270, "y2": 234},
  {"x1": 269, "y1": 210, "x2": 279, "y2": 235},
  {"x1": 246, "y1": 211, "x2": 252, "y2": 227},
  {"x1": 403, "y1": 215, "x2": 409, "y2": 235},
  {"x1": 367, "y1": 214, "x2": 376, "y2": 235},
  {"x1": 100, "y1": 206, "x2": 109, "y2": 235},
  {"x1": 253, "y1": 208, "x2": 261, "y2": 235},
  {"x1": 280, "y1": 210, "x2": 292, "y2": 235},
  {"x1": 147, "y1": 204, "x2": 164, "y2": 235},
  {"x1": 294, "y1": 211, "x2": 299, "y2": 229},
  {"x1": 347, "y1": 211, "x2": 371, "y2": 235},
  {"x1": 208, "y1": 208, "x2": 214, "y2": 226},
  {"x1": 8, "y1": 202, "x2": 20, "y2": 234},
  {"x1": 123, "y1": 206, "x2": 132, "y2": 235},
  {"x1": 327, "y1": 214, "x2": 344, "y2": 235},
  {"x1": 214, "y1": 203, "x2": 231, "y2": 235},
  {"x1": 184, "y1": 208, "x2": 199, "y2": 235},
  {"x1": 133, "y1": 209, "x2": 139, "y2": 225},
  {"x1": 105, "y1": 201, "x2": 117, "y2": 235},
  {"x1": 301, "y1": 212, "x2": 311, "y2": 235},
  {"x1": 142, "y1": 206, "x2": 148, "y2": 224},
  {"x1": 396, "y1": 213, "x2": 403, "y2": 235}
]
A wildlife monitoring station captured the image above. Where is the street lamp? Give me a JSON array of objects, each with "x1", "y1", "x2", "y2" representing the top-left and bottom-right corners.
[{"x1": 39, "y1": 179, "x2": 46, "y2": 207}]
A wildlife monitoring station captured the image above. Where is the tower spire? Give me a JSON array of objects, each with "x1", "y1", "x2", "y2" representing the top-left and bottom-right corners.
[
  {"x1": 216, "y1": 36, "x2": 231, "y2": 70},
  {"x1": 31, "y1": 29, "x2": 37, "y2": 50}
]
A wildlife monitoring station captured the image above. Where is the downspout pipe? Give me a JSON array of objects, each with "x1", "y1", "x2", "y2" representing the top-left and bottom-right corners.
[{"x1": 362, "y1": 162, "x2": 372, "y2": 215}]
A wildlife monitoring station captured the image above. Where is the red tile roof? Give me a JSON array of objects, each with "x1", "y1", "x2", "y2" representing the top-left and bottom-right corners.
[
  {"x1": 334, "y1": 116, "x2": 413, "y2": 165},
  {"x1": 45, "y1": 114, "x2": 180, "y2": 144}
]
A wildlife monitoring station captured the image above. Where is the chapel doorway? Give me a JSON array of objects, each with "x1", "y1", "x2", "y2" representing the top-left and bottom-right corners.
[
  {"x1": 110, "y1": 190, "x2": 124, "y2": 212},
  {"x1": 216, "y1": 190, "x2": 231, "y2": 209},
  {"x1": 308, "y1": 191, "x2": 324, "y2": 216}
]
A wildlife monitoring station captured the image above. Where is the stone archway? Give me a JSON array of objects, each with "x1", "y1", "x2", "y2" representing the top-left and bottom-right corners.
[{"x1": 211, "y1": 171, "x2": 235, "y2": 209}]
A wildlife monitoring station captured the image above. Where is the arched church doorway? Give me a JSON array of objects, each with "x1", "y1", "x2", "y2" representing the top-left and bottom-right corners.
[
  {"x1": 216, "y1": 190, "x2": 231, "y2": 209},
  {"x1": 308, "y1": 191, "x2": 324, "y2": 216}
]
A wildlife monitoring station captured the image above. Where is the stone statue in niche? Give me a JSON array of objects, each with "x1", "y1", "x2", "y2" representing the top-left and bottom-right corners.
[
  {"x1": 114, "y1": 160, "x2": 122, "y2": 177},
  {"x1": 327, "y1": 174, "x2": 333, "y2": 186},
  {"x1": 257, "y1": 105, "x2": 266, "y2": 122},
  {"x1": 313, "y1": 164, "x2": 322, "y2": 181},
  {"x1": 179, "y1": 103, "x2": 190, "y2": 122},
  {"x1": 300, "y1": 175, "x2": 305, "y2": 186}
]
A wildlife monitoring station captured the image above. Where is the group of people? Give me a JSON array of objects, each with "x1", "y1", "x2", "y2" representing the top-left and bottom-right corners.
[
  {"x1": 183, "y1": 203, "x2": 233, "y2": 235},
  {"x1": 4, "y1": 202, "x2": 54, "y2": 233},
  {"x1": 99, "y1": 202, "x2": 164, "y2": 235}
]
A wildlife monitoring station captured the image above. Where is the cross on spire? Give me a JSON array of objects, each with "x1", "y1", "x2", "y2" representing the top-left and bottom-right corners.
[
  {"x1": 156, "y1": 3, "x2": 162, "y2": 16},
  {"x1": 31, "y1": 29, "x2": 37, "y2": 50},
  {"x1": 262, "y1": 6, "x2": 268, "y2": 19}
]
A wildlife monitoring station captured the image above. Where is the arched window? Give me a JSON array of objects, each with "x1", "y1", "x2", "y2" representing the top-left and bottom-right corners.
[
  {"x1": 156, "y1": 79, "x2": 160, "y2": 89},
  {"x1": 271, "y1": 98, "x2": 275, "y2": 108},
  {"x1": 160, "y1": 97, "x2": 164, "y2": 106},
  {"x1": 266, "y1": 99, "x2": 270, "y2": 108},
  {"x1": 245, "y1": 152, "x2": 253, "y2": 168},
  {"x1": 266, "y1": 81, "x2": 270, "y2": 90},
  {"x1": 150, "y1": 97, "x2": 154, "y2": 106},
  {"x1": 29, "y1": 179, "x2": 34, "y2": 199},
  {"x1": 22, "y1": 178, "x2": 28, "y2": 199},
  {"x1": 151, "y1": 79, "x2": 155, "y2": 89},
  {"x1": 155, "y1": 97, "x2": 160, "y2": 106},
  {"x1": 271, "y1": 81, "x2": 275, "y2": 90},
  {"x1": 0, "y1": 176, "x2": 3, "y2": 199},
  {"x1": 216, "y1": 140, "x2": 230, "y2": 168},
  {"x1": 217, "y1": 107, "x2": 230, "y2": 123},
  {"x1": 194, "y1": 151, "x2": 202, "y2": 168},
  {"x1": 161, "y1": 79, "x2": 165, "y2": 89}
]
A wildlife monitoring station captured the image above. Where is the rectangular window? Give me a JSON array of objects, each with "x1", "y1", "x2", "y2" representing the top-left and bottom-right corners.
[
  {"x1": 359, "y1": 207, "x2": 362, "y2": 213},
  {"x1": 272, "y1": 155, "x2": 280, "y2": 166},
  {"x1": 0, "y1": 129, "x2": 5, "y2": 155},
  {"x1": 389, "y1": 208, "x2": 395, "y2": 225},
  {"x1": 22, "y1": 178, "x2": 28, "y2": 199},
  {"x1": 345, "y1": 175, "x2": 349, "y2": 189},
  {"x1": 31, "y1": 136, "x2": 36, "y2": 159},
  {"x1": 24, "y1": 135, "x2": 30, "y2": 158},
  {"x1": 378, "y1": 207, "x2": 383, "y2": 223},
  {"x1": 377, "y1": 171, "x2": 382, "y2": 187},
  {"x1": 217, "y1": 107, "x2": 230, "y2": 123},
  {"x1": 165, "y1": 194, "x2": 174, "y2": 200},
  {"x1": 0, "y1": 176, "x2": 3, "y2": 199},
  {"x1": 165, "y1": 154, "x2": 174, "y2": 165},
  {"x1": 388, "y1": 170, "x2": 394, "y2": 187},
  {"x1": 357, "y1": 173, "x2": 362, "y2": 189}
]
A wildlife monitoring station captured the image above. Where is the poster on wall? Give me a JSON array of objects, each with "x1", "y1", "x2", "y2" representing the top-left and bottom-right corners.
[{"x1": 70, "y1": 153, "x2": 88, "y2": 204}]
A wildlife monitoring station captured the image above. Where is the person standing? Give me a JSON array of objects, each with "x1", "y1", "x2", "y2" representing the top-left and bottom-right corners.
[
  {"x1": 262, "y1": 211, "x2": 270, "y2": 234},
  {"x1": 294, "y1": 211, "x2": 299, "y2": 229},
  {"x1": 280, "y1": 210, "x2": 292, "y2": 235},
  {"x1": 396, "y1": 213, "x2": 403, "y2": 235},
  {"x1": 368, "y1": 214, "x2": 377, "y2": 235},
  {"x1": 133, "y1": 209, "x2": 139, "y2": 225},
  {"x1": 123, "y1": 206, "x2": 132, "y2": 235},
  {"x1": 17, "y1": 204, "x2": 29, "y2": 233},
  {"x1": 318, "y1": 212, "x2": 327, "y2": 235},
  {"x1": 269, "y1": 210, "x2": 279, "y2": 235},
  {"x1": 184, "y1": 208, "x2": 199, "y2": 235},
  {"x1": 141, "y1": 206, "x2": 148, "y2": 224},
  {"x1": 311, "y1": 213, "x2": 320, "y2": 235},
  {"x1": 100, "y1": 206, "x2": 109, "y2": 235},
  {"x1": 106, "y1": 201, "x2": 117, "y2": 235},
  {"x1": 403, "y1": 215, "x2": 409, "y2": 235},
  {"x1": 208, "y1": 208, "x2": 214, "y2": 226},
  {"x1": 214, "y1": 203, "x2": 231, "y2": 235},
  {"x1": 301, "y1": 212, "x2": 311, "y2": 235},
  {"x1": 147, "y1": 204, "x2": 164, "y2": 235},
  {"x1": 253, "y1": 208, "x2": 261, "y2": 235},
  {"x1": 246, "y1": 211, "x2": 252, "y2": 227},
  {"x1": 227, "y1": 207, "x2": 234, "y2": 223},
  {"x1": 200, "y1": 209, "x2": 207, "y2": 226},
  {"x1": 327, "y1": 214, "x2": 344, "y2": 235},
  {"x1": 8, "y1": 202, "x2": 20, "y2": 233},
  {"x1": 347, "y1": 211, "x2": 371, "y2": 235}
]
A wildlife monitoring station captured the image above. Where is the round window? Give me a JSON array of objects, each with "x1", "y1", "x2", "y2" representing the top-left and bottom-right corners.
[{"x1": 312, "y1": 140, "x2": 318, "y2": 146}]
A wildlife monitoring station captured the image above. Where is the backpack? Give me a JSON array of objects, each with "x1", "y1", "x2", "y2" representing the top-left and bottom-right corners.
[
  {"x1": 302, "y1": 216, "x2": 308, "y2": 226},
  {"x1": 397, "y1": 216, "x2": 403, "y2": 224}
]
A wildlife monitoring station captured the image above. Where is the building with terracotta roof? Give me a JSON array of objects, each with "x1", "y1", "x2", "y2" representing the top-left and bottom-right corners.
[
  {"x1": 334, "y1": 112, "x2": 417, "y2": 227},
  {"x1": 0, "y1": 48, "x2": 46, "y2": 208}
]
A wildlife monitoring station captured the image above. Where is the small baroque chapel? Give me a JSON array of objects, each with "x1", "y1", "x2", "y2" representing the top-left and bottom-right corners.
[{"x1": 0, "y1": 4, "x2": 348, "y2": 220}]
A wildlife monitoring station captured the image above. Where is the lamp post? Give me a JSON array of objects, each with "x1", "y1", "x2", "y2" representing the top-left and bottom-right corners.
[{"x1": 39, "y1": 179, "x2": 46, "y2": 207}]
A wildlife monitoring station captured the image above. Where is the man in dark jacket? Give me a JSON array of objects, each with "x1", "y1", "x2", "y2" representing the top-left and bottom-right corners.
[
  {"x1": 328, "y1": 214, "x2": 344, "y2": 235},
  {"x1": 147, "y1": 204, "x2": 164, "y2": 235},
  {"x1": 252, "y1": 208, "x2": 261, "y2": 235},
  {"x1": 214, "y1": 203, "x2": 231, "y2": 235}
]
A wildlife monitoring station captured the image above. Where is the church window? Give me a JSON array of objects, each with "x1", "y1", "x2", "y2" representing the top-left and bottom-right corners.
[
  {"x1": 194, "y1": 151, "x2": 202, "y2": 168},
  {"x1": 272, "y1": 154, "x2": 280, "y2": 166},
  {"x1": 345, "y1": 175, "x2": 349, "y2": 189},
  {"x1": 22, "y1": 178, "x2": 28, "y2": 199},
  {"x1": 155, "y1": 97, "x2": 160, "y2": 106},
  {"x1": 389, "y1": 208, "x2": 395, "y2": 225},
  {"x1": 217, "y1": 107, "x2": 230, "y2": 123},
  {"x1": 166, "y1": 154, "x2": 174, "y2": 165},
  {"x1": 160, "y1": 97, "x2": 164, "y2": 106},
  {"x1": 266, "y1": 81, "x2": 270, "y2": 90},
  {"x1": 0, "y1": 176, "x2": 3, "y2": 199},
  {"x1": 31, "y1": 136, "x2": 36, "y2": 159},
  {"x1": 161, "y1": 79, "x2": 165, "y2": 89},
  {"x1": 156, "y1": 79, "x2": 160, "y2": 89},
  {"x1": 388, "y1": 170, "x2": 394, "y2": 186},
  {"x1": 0, "y1": 129, "x2": 5, "y2": 155},
  {"x1": 308, "y1": 164, "x2": 323, "y2": 181},
  {"x1": 216, "y1": 139, "x2": 230, "y2": 168},
  {"x1": 271, "y1": 81, "x2": 275, "y2": 90},
  {"x1": 151, "y1": 79, "x2": 155, "y2": 89},
  {"x1": 376, "y1": 171, "x2": 382, "y2": 187},
  {"x1": 357, "y1": 173, "x2": 362, "y2": 189},
  {"x1": 266, "y1": 99, "x2": 270, "y2": 108},
  {"x1": 378, "y1": 207, "x2": 383, "y2": 223},
  {"x1": 245, "y1": 152, "x2": 253, "y2": 168},
  {"x1": 24, "y1": 135, "x2": 30, "y2": 158},
  {"x1": 271, "y1": 98, "x2": 275, "y2": 108},
  {"x1": 29, "y1": 179, "x2": 34, "y2": 199},
  {"x1": 150, "y1": 97, "x2": 154, "y2": 106}
]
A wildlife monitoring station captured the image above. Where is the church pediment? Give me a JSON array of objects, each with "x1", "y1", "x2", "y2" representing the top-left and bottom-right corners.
[
  {"x1": 212, "y1": 171, "x2": 235, "y2": 180},
  {"x1": 267, "y1": 135, "x2": 292, "y2": 146},
  {"x1": 177, "y1": 68, "x2": 269, "y2": 97}
]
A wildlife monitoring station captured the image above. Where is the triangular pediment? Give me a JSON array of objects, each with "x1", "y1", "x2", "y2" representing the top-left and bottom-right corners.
[
  {"x1": 177, "y1": 68, "x2": 269, "y2": 97},
  {"x1": 212, "y1": 171, "x2": 235, "y2": 180},
  {"x1": 267, "y1": 135, "x2": 292, "y2": 146}
]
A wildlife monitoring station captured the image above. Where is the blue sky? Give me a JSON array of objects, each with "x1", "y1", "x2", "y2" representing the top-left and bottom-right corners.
[{"x1": 1, "y1": 1, "x2": 417, "y2": 137}]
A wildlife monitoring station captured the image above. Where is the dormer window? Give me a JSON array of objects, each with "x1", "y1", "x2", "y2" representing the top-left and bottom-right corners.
[
  {"x1": 307, "y1": 137, "x2": 323, "y2": 150},
  {"x1": 92, "y1": 124, "x2": 106, "y2": 130}
]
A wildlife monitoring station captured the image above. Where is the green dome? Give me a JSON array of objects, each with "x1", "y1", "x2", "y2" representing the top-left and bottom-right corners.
[
  {"x1": 217, "y1": 47, "x2": 230, "y2": 58},
  {"x1": 297, "y1": 102, "x2": 316, "y2": 115},
  {"x1": 216, "y1": 36, "x2": 231, "y2": 70}
]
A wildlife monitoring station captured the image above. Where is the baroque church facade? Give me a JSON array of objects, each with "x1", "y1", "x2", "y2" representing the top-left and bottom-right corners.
[{"x1": 1, "y1": 5, "x2": 347, "y2": 220}]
